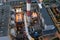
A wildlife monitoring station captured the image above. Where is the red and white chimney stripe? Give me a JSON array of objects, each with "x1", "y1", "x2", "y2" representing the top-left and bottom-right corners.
[
  {"x1": 26, "y1": 0, "x2": 31, "y2": 40},
  {"x1": 26, "y1": 0, "x2": 31, "y2": 16}
]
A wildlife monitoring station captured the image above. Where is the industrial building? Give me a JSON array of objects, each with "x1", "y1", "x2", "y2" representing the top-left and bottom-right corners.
[{"x1": 0, "y1": 0, "x2": 60, "y2": 40}]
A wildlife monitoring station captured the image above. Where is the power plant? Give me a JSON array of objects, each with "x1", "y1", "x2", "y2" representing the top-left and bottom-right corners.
[{"x1": 0, "y1": 0, "x2": 60, "y2": 40}]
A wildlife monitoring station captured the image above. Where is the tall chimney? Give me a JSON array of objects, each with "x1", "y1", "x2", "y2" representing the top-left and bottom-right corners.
[{"x1": 26, "y1": 0, "x2": 31, "y2": 16}]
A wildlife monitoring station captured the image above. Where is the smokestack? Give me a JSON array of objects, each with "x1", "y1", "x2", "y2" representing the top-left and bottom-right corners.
[
  {"x1": 26, "y1": 0, "x2": 31, "y2": 24},
  {"x1": 26, "y1": 0, "x2": 31, "y2": 16},
  {"x1": 25, "y1": 0, "x2": 31, "y2": 40}
]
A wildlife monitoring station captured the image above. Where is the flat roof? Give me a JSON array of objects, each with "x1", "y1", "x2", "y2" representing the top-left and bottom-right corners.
[{"x1": 40, "y1": 5, "x2": 54, "y2": 25}]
